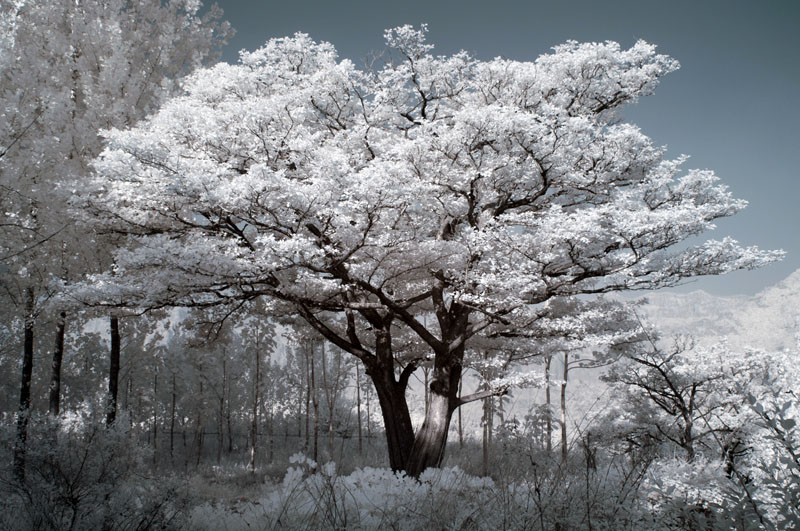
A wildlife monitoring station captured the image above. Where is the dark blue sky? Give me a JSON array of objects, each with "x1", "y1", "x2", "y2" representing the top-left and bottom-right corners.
[{"x1": 210, "y1": 0, "x2": 799, "y2": 296}]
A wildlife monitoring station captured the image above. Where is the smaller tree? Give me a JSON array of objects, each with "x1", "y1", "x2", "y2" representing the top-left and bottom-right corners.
[{"x1": 603, "y1": 325, "x2": 774, "y2": 463}]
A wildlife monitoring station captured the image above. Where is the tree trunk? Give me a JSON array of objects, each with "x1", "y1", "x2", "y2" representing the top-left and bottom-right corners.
[
  {"x1": 107, "y1": 315, "x2": 121, "y2": 425},
  {"x1": 268, "y1": 406, "x2": 274, "y2": 464},
  {"x1": 561, "y1": 352, "x2": 568, "y2": 463},
  {"x1": 126, "y1": 375, "x2": 133, "y2": 433},
  {"x1": 153, "y1": 371, "x2": 158, "y2": 463},
  {"x1": 482, "y1": 396, "x2": 489, "y2": 476},
  {"x1": 423, "y1": 366, "x2": 430, "y2": 415},
  {"x1": 249, "y1": 348, "x2": 260, "y2": 472},
  {"x1": 195, "y1": 381, "x2": 204, "y2": 468},
  {"x1": 405, "y1": 362, "x2": 462, "y2": 477},
  {"x1": 356, "y1": 364, "x2": 363, "y2": 454},
  {"x1": 683, "y1": 419, "x2": 695, "y2": 461},
  {"x1": 321, "y1": 342, "x2": 341, "y2": 462},
  {"x1": 321, "y1": 341, "x2": 331, "y2": 460},
  {"x1": 304, "y1": 347, "x2": 311, "y2": 450},
  {"x1": 310, "y1": 345, "x2": 319, "y2": 464},
  {"x1": 217, "y1": 372, "x2": 223, "y2": 465},
  {"x1": 369, "y1": 367, "x2": 415, "y2": 471},
  {"x1": 366, "y1": 384, "x2": 371, "y2": 438},
  {"x1": 362, "y1": 322, "x2": 416, "y2": 472},
  {"x1": 226, "y1": 381, "x2": 233, "y2": 454},
  {"x1": 545, "y1": 354, "x2": 552, "y2": 453},
  {"x1": 458, "y1": 378, "x2": 464, "y2": 448},
  {"x1": 170, "y1": 373, "x2": 176, "y2": 460},
  {"x1": 14, "y1": 287, "x2": 35, "y2": 482},
  {"x1": 49, "y1": 311, "x2": 66, "y2": 416}
]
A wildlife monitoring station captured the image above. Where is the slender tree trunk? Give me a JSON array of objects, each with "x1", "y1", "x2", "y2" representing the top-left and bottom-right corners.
[
  {"x1": 311, "y1": 344, "x2": 319, "y2": 464},
  {"x1": 321, "y1": 342, "x2": 341, "y2": 462},
  {"x1": 14, "y1": 287, "x2": 35, "y2": 482},
  {"x1": 423, "y1": 366, "x2": 430, "y2": 415},
  {"x1": 250, "y1": 349, "x2": 260, "y2": 472},
  {"x1": 545, "y1": 355, "x2": 552, "y2": 453},
  {"x1": 217, "y1": 377, "x2": 224, "y2": 465},
  {"x1": 226, "y1": 382, "x2": 233, "y2": 454},
  {"x1": 482, "y1": 395, "x2": 489, "y2": 476},
  {"x1": 268, "y1": 406, "x2": 274, "y2": 464},
  {"x1": 153, "y1": 371, "x2": 159, "y2": 464},
  {"x1": 304, "y1": 348, "x2": 311, "y2": 450},
  {"x1": 683, "y1": 419, "x2": 695, "y2": 461},
  {"x1": 126, "y1": 375, "x2": 133, "y2": 433},
  {"x1": 296, "y1": 384, "x2": 303, "y2": 439},
  {"x1": 561, "y1": 352, "x2": 568, "y2": 463},
  {"x1": 366, "y1": 384, "x2": 371, "y2": 439},
  {"x1": 458, "y1": 377, "x2": 464, "y2": 448},
  {"x1": 488, "y1": 395, "x2": 494, "y2": 450},
  {"x1": 170, "y1": 373, "x2": 176, "y2": 460},
  {"x1": 49, "y1": 311, "x2": 66, "y2": 416},
  {"x1": 194, "y1": 381, "x2": 204, "y2": 467},
  {"x1": 321, "y1": 341, "x2": 331, "y2": 460},
  {"x1": 107, "y1": 315, "x2": 121, "y2": 425},
  {"x1": 356, "y1": 364, "x2": 363, "y2": 454}
]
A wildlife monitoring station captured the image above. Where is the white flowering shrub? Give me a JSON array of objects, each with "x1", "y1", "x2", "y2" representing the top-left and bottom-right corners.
[
  {"x1": 189, "y1": 461, "x2": 498, "y2": 530},
  {"x1": 188, "y1": 452, "x2": 667, "y2": 530}
]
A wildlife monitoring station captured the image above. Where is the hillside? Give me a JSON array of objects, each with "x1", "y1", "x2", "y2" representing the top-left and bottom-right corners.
[{"x1": 641, "y1": 268, "x2": 800, "y2": 351}]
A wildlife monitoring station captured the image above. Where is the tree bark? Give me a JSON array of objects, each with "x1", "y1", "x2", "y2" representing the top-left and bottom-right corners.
[
  {"x1": 153, "y1": 371, "x2": 158, "y2": 463},
  {"x1": 458, "y1": 377, "x2": 464, "y2": 448},
  {"x1": 561, "y1": 352, "x2": 568, "y2": 463},
  {"x1": 405, "y1": 361, "x2": 462, "y2": 477},
  {"x1": 48, "y1": 311, "x2": 66, "y2": 416},
  {"x1": 321, "y1": 341, "x2": 342, "y2": 462},
  {"x1": 356, "y1": 364, "x2": 363, "y2": 454},
  {"x1": 304, "y1": 347, "x2": 311, "y2": 450},
  {"x1": 170, "y1": 373, "x2": 177, "y2": 460},
  {"x1": 361, "y1": 322, "x2": 416, "y2": 472},
  {"x1": 106, "y1": 315, "x2": 121, "y2": 425},
  {"x1": 482, "y1": 395, "x2": 489, "y2": 476},
  {"x1": 368, "y1": 365, "x2": 415, "y2": 471},
  {"x1": 268, "y1": 405, "x2": 274, "y2": 464},
  {"x1": 545, "y1": 354, "x2": 552, "y2": 453},
  {"x1": 226, "y1": 379, "x2": 233, "y2": 453},
  {"x1": 195, "y1": 380, "x2": 203, "y2": 467},
  {"x1": 310, "y1": 344, "x2": 319, "y2": 464},
  {"x1": 249, "y1": 348, "x2": 260, "y2": 472},
  {"x1": 217, "y1": 366, "x2": 223, "y2": 465},
  {"x1": 14, "y1": 286, "x2": 35, "y2": 482}
]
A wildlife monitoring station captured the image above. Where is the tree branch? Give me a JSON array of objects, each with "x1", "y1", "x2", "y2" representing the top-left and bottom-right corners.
[{"x1": 458, "y1": 385, "x2": 509, "y2": 407}]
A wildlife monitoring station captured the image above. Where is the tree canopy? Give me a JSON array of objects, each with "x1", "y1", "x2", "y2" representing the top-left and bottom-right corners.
[{"x1": 73, "y1": 26, "x2": 780, "y2": 474}]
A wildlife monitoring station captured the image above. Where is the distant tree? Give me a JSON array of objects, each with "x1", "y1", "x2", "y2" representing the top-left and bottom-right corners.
[
  {"x1": 73, "y1": 26, "x2": 779, "y2": 475},
  {"x1": 603, "y1": 331, "x2": 773, "y2": 463}
]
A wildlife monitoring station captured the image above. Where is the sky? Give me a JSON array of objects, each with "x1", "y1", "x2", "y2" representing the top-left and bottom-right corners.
[{"x1": 208, "y1": 0, "x2": 799, "y2": 296}]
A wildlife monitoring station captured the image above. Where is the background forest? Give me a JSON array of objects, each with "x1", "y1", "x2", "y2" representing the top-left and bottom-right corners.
[{"x1": 1, "y1": 1, "x2": 798, "y2": 530}]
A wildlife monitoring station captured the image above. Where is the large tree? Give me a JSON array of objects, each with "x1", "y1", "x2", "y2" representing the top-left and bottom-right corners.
[{"x1": 73, "y1": 26, "x2": 779, "y2": 475}]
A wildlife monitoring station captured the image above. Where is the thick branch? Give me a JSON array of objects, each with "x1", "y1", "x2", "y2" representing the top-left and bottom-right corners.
[
  {"x1": 295, "y1": 304, "x2": 375, "y2": 364},
  {"x1": 458, "y1": 385, "x2": 509, "y2": 407}
]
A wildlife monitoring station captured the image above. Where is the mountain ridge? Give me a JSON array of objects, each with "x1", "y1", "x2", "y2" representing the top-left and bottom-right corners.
[{"x1": 640, "y1": 268, "x2": 800, "y2": 351}]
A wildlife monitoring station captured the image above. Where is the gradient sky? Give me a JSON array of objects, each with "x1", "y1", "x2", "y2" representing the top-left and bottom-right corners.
[{"x1": 209, "y1": 0, "x2": 799, "y2": 296}]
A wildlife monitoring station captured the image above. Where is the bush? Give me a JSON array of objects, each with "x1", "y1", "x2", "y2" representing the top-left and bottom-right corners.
[{"x1": 0, "y1": 408, "x2": 188, "y2": 531}]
